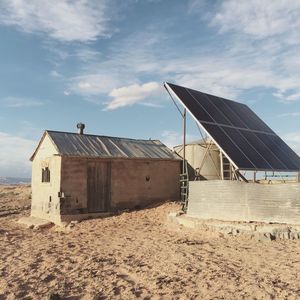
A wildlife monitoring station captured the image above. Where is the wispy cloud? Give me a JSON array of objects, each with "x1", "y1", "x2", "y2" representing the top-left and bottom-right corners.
[
  {"x1": 160, "y1": 130, "x2": 199, "y2": 149},
  {"x1": 278, "y1": 112, "x2": 300, "y2": 118},
  {"x1": 69, "y1": 74, "x2": 123, "y2": 96},
  {"x1": 284, "y1": 92, "x2": 300, "y2": 102},
  {"x1": 0, "y1": 0, "x2": 111, "y2": 42},
  {"x1": 50, "y1": 70, "x2": 63, "y2": 78},
  {"x1": 211, "y1": 0, "x2": 300, "y2": 42},
  {"x1": 21, "y1": 1, "x2": 300, "y2": 110},
  {"x1": 105, "y1": 82, "x2": 161, "y2": 110},
  {"x1": 283, "y1": 132, "x2": 300, "y2": 155},
  {"x1": 0, "y1": 132, "x2": 36, "y2": 177},
  {"x1": 1, "y1": 97, "x2": 45, "y2": 108},
  {"x1": 66, "y1": 19, "x2": 300, "y2": 108},
  {"x1": 74, "y1": 48, "x2": 102, "y2": 62},
  {"x1": 139, "y1": 102, "x2": 163, "y2": 108}
]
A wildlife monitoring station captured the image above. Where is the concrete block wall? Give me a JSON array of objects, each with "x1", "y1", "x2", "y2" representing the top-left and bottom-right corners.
[
  {"x1": 111, "y1": 159, "x2": 180, "y2": 210},
  {"x1": 187, "y1": 180, "x2": 300, "y2": 224},
  {"x1": 60, "y1": 157, "x2": 181, "y2": 213},
  {"x1": 60, "y1": 157, "x2": 88, "y2": 213}
]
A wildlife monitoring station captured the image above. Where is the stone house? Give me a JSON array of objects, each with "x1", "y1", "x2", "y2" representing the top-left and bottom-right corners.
[{"x1": 30, "y1": 126, "x2": 180, "y2": 224}]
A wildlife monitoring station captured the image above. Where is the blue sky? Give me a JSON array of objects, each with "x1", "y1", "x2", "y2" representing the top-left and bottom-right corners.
[{"x1": 0, "y1": 0, "x2": 300, "y2": 177}]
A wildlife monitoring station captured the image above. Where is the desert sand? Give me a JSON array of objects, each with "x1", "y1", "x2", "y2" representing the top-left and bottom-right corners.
[{"x1": 0, "y1": 185, "x2": 300, "y2": 299}]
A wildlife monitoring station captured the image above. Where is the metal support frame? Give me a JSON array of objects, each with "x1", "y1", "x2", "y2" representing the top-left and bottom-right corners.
[
  {"x1": 165, "y1": 84, "x2": 189, "y2": 212},
  {"x1": 198, "y1": 142, "x2": 212, "y2": 173},
  {"x1": 253, "y1": 171, "x2": 257, "y2": 183},
  {"x1": 220, "y1": 151, "x2": 224, "y2": 180},
  {"x1": 207, "y1": 149, "x2": 222, "y2": 179},
  {"x1": 181, "y1": 109, "x2": 189, "y2": 212},
  {"x1": 235, "y1": 170, "x2": 249, "y2": 183},
  {"x1": 183, "y1": 109, "x2": 186, "y2": 173},
  {"x1": 196, "y1": 121, "x2": 250, "y2": 183}
]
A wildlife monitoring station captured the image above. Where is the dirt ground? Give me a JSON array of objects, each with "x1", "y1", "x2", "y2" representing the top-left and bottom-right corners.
[{"x1": 0, "y1": 185, "x2": 300, "y2": 299}]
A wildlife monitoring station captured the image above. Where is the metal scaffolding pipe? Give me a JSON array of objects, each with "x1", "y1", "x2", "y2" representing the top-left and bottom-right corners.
[{"x1": 183, "y1": 108, "x2": 186, "y2": 174}]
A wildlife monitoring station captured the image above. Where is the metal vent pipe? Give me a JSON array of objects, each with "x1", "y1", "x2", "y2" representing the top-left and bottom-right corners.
[{"x1": 76, "y1": 123, "x2": 85, "y2": 135}]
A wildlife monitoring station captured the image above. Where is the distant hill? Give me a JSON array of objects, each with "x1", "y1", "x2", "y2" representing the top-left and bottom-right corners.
[{"x1": 0, "y1": 177, "x2": 31, "y2": 185}]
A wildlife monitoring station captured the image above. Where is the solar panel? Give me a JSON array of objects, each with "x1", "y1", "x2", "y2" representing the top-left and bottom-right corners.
[{"x1": 165, "y1": 82, "x2": 300, "y2": 172}]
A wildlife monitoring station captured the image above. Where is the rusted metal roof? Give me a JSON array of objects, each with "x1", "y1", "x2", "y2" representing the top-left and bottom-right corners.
[{"x1": 40, "y1": 131, "x2": 179, "y2": 160}]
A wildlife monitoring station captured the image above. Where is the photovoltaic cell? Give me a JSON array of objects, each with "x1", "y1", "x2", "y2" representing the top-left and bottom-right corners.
[
  {"x1": 202, "y1": 123, "x2": 255, "y2": 169},
  {"x1": 166, "y1": 82, "x2": 300, "y2": 171},
  {"x1": 170, "y1": 84, "x2": 214, "y2": 123},
  {"x1": 239, "y1": 131, "x2": 286, "y2": 170},
  {"x1": 221, "y1": 127, "x2": 272, "y2": 170},
  {"x1": 208, "y1": 95, "x2": 247, "y2": 128},
  {"x1": 188, "y1": 89, "x2": 232, "y2": 126}
]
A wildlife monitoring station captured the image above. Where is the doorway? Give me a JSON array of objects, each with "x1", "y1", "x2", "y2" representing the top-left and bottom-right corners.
[{"x1": 87, "y1": 161, "x2": 111, "y2": 212}]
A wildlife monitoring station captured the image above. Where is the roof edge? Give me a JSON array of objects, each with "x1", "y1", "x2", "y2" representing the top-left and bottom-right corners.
[
  {"x1": 29, "y1": 131, "x2": 60, "y2": 161},
  {"x1": 56, "y1": 154, "x2": 181, "y2": 161},
  {"x1": 46, "y1": 130, "x2": 161, "y2": 143}
]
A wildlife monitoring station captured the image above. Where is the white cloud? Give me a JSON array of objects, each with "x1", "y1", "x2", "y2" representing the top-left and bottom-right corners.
[
  {"x1": 0, "y1": 0, "x2": 110, "y2": 42},
  {"x1": 139, "y1": 102, "x2": 163, "y2": 108},
  {"x1": 75, "y1": 48, "x2": 102, "y2": 62},
  {"x1": 273, "y1": 90, "x2": 300, "y2": 102},
  {"x1": 160, "y1": 130, "x2": 199, "y2": 149},
  {"x1": 105, "y1": 82, "x2": 161, "y2": 110},
  {"x1": 65, "y1": 30, "x2": 165, "y2": 101},
  {"x1": 283, "y1": 132, "x2": 300, "y2": 155},
  {"x1": 41, "y1": 4, "x2": 300, "y2": 111},
  {"x1": 50, "y1": 70, "x2": 63, "y2": 78},
  {"x1": 0, "y1": 132, "x2": 36, "y2": 177},
  {"x1": 278, "y1": 112, "x2": 300, "y2": 118},
  {"x1": 212, "y1": 0, "x2": 300, "y2": 41},
  {"x1": 1, "y1": 97, "x2": 45, "y2": 108},
  {"x1": 285, "y1": 92, "x2": 300, "y2": 102},
  {"x1": 69, "y1": 74, "x2": 122, "y2": 96}
]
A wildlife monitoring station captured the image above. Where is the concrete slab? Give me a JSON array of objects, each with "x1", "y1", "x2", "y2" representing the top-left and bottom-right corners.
[
  {"x1": 18, "y1": 216, "x2": 54, "y2": 229},
  {"x1": 168, "y1": 212, "x2": 300, "y2": 241}
]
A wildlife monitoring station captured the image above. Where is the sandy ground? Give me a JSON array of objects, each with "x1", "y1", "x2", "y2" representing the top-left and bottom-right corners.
[{"x1": 0, "y1": 186, "x2": 300, "y2": 299}]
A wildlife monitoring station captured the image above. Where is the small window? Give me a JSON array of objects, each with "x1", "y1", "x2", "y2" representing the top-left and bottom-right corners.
[{"x1": 42, "y1": 167, "x2": 50, "y2": 183}]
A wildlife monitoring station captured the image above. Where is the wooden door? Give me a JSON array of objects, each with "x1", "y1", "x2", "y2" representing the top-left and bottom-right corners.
[{"x1": 87, "y1": 161, "x2": 110, "y2": 212}]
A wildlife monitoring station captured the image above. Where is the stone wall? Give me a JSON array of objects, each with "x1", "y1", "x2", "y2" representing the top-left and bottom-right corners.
[{"x1": 187, "y1": 180, "x2": 300, "y2": 224}]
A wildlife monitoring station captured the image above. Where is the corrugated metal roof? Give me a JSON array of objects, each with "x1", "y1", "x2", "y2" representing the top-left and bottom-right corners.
[{"x1": 42, "y1": 131, "x2": 179, "y2": 160}]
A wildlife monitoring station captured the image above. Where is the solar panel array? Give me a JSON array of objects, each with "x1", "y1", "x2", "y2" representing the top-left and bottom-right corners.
[{"x1": 166, "y1": 82, "x2": 300, "y2": 172}]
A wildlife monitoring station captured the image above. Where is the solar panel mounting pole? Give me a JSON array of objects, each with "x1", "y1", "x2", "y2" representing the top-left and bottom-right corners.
[
  {"x1": 163, "y1": 82, "x2": 189, "y2": 211},
  {"x1": 220, "y1": 152, "x2": 224, "y2": 180},
  {"x1": 253, "y1": 171, "x2": 257, "y2": 183},
  {"x1": 183, "y1": 108, "x2": 186, "y2": 174}
]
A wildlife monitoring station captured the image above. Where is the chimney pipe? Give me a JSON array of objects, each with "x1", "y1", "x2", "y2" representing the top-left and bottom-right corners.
[{"x1": 77, "y1": 123, "x2": 85, "y2": 135}]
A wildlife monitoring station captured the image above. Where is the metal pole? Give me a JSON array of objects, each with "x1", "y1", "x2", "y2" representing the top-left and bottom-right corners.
[
  {"x1": 183, "y1": 108, "x2": 186, "y2": 173},
  {"x1": 220, "y1": 151, "x2": 224, "y2": 180}
]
